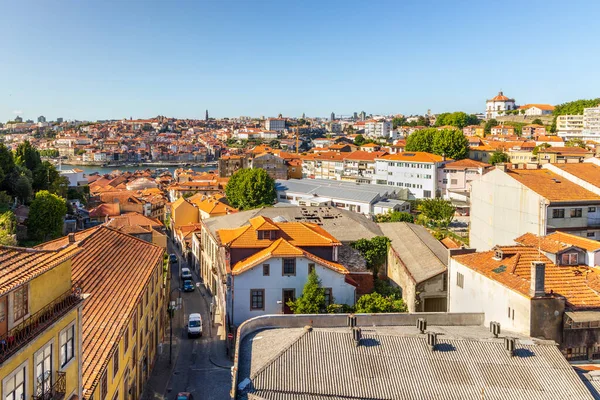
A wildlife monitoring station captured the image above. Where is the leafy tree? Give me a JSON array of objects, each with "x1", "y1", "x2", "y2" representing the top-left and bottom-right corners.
[
  {"x1": 489, "y1": 150, "x2": 510, "y2": 165},
  {"x1": 0, "y1": 210, "x2": 16, "y2": 246},
  {"x1": 287, "y1": 270, "x2": 326, "y2": 314},
  {"x1": 33, "y1": 161, "x2": 68, "y2": 195},
  {"x1": 26, "y1": 190, "x2": 67, "y2": 241},
  {"x1": 553, "y1": 98, "x2": 600, "y2": 116},
  {"x1": 417, "y1": 116, "x2": 430, "y2": 127},
  {"x1": 435, "y1": 112, "x2": 479, "y2": 129},
  {"x1": 354, "y1": 292, "x2": 407, "y2": 313},
  {"x1": 566, "y1": 138, "x2": 586, "y2": 149},
  {"x1": 375, "y1": 211, "x2": 414, "y2": 223},
  {"x1": 531, "y1": 118, "x2": 544, "y2": 125},
  {"x1": 405, "y1": 128, "x2": 435, "y2": 153},
  {"x1": 432, "y1": 129, "x2": 470, "y2": 160},
  {"x1": 520, "y1": 109, "x2": 526, "y2": 115},
  {"x1": 350, "y1": 236, "x2": 391, "y2": 277},
  {"x1": 392, "y1": 117, "x2": 407, "y2": 129},
  {"x1": 484, "y1": 119, "x2": 498, "y2": 135},
  {"x1": 39, "y1": 149, "x2": 60, "y2": 157},
  {"x1": 225, "y1": 168, "x2": 276, "y2": 210},
  {"x1": 9, "y1": 165, "x2": 33, "y2": 204},
  {"x1": 417, "y1": 198, "x2": 455, "y2": 228},
  {"x1": 354, "y1": 134, "x2": 366, "y2": 146},
  {"x1": 15, "y1": 140, "x2": 42, "y2": 172},
  {"x1": 141, "y1": 123, "x2": 153, "y2": 132},
  {"x1": 532, "y1": 143, "x2": 551, "y2": 155}
]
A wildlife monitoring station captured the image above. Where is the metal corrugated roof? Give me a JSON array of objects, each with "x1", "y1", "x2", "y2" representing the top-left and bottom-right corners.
[
  {"x1": 276, "y1": 179, "x2": 396, "y2": 204},
  {"x1": 245, "y1": 330, "x2": 593, "y2": 400}
]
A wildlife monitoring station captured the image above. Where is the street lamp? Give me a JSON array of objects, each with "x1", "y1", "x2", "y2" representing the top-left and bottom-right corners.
[{"x1": 168, "y1": 286, "x2": 182, "y2": 365}]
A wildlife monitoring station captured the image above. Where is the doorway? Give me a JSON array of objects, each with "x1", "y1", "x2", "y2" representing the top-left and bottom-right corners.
[{"x1": 282, "y1": 289, "x2": 295, "y2": 314}]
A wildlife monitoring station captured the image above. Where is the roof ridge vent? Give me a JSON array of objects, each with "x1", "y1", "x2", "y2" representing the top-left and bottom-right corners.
[
  {"x1": 427, "y1": 331, "x2": 438, "y2": 351},
  {"x1": 416, "y1": 318, "x2": 427, "y2": 334},
  {"x1": 490, "y1": 321, "x2": 501, "y2": 338}
]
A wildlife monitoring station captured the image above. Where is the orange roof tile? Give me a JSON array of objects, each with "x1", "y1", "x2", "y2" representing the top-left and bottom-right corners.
[
  {"x1": 549, "y1": 163, "x2": 600, "y2": 188},
  {"x1": 343, "y1": 150, "x2": 388, "y2": 161},
  {"x1": 516, "y1": 231, "x2": 600, "y2": 252},
  {"x1": 0, "y1": 244, "x2": 82, "y2": 295},
  {"x1": 453, "y1": 245, "x2": 600, "y2": 308},
  {"x1": 231, "y1": 238, "x2": 347, "y2": 275},
  {"x1": 505, "y1": 169, "x2": 600, "y2": 202},
  {"x1": 538, "y1": 146, "x2": 591, "y2": 154},
  {"x1": 443, "y1": 159, "x2": 491, "y2": 169},
  {"x1": 518, "y1": 104, "x2": 555, "y2": 111}
]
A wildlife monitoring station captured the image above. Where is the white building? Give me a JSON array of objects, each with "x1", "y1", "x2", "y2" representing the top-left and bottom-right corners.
[
  {"x1": 60, "y1": 168, "x2": 87, "y2": 187},
  {"x1": 517, "y1": 104, "x2": 554, "y2": 116},
  {"x1": 469, "y1": 166, "x2": 600, "y2": 252},
  {"x1": 485, "y1": 91, "x2": 516, "y2": 119},
  {"x1": 557, "y1": 106, "x2": 600, "y2": 141},
  {"x1": 265, "y1": 118, "x2": 286, "y2": 132},
  {"x1": 374, "y1": 152, "x2": 447, "y2": 199},
  {"x1": 364, "y1": 120, "x2": 392, "y2": 139},
  {"x1": 438, "y1": 158, "x2": 492, "y2": 209}
]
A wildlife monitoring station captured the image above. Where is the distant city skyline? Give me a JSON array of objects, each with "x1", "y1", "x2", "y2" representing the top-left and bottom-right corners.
[{"x1": 2, "y1": 0, "x2": 600, "y2": 122}]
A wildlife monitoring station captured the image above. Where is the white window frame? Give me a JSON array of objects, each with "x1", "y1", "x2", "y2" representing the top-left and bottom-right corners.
[
  {"x1": 59, "y1": 321, "x2": 76, "y2": 369},
  {"x1": 2, "y1": 360, "x2": 28, "y2": 400},
  {"x1": 34, "y1": 339, "x2": 54, "y2": 396}
]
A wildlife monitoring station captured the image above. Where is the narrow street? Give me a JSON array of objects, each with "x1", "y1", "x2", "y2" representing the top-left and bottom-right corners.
[{"x1": 142, "y1": 238, "x2": 232, "y2": 400}]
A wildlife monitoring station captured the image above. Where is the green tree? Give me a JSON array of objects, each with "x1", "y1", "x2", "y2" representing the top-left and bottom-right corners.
[
  {"x1": 566, "y1": 138, "x2": 586, "y2": 149},
  {"x1": 354, "y1": 292, "x2": 407, "y2": 313},
  {"x1": 417, "y1": 115, "x2": 430, "y2": 127},
  {"x1": 225, "y1": 168, "x2": 276, "y2": 210},
  {"x1": 33, "y1": 161, "x2": 68, "y2": 195},
  {"x1": 405, "y1": 128, "x2": 436, "y2": 153},
  {"x1": 489, "y1": 150, "x2": 510, "y2": 165},
  {"x1": 15, "y1": 140, "x2": 42, "y2": 172},
  {"x1": 27, "y1": 190, "x2": 67, "y2": 241},
  {"x1": 432, "y1": 129, "x2": 470, "y2": 160},
  {"x1": 417, "y1": 198, "x2": 455, "y2": 228},
  {"x1": 0, "y1": 210, "x2": 16, "y2": 246},
  {"x1": 484, "y1": 119, "x2": 498, "y2": 135},
  {"x1": 532, "y1": 143, "x2": 551, "y2": 155},
  {"x1": 375, "y1": 211, "x2": 414, "y2": 223},
  {"x1": 354, "y1": 134, "x2": 366, "y2": 146},
  {"x1": 531, "y1": 118, "x2": 544, "y2": 125},
  {"x1": 287, "y1": 270, "x2": 326, "y2": 314},
  {"x1": 435, "y1": 112, "x2": 479, "y2": 129},
  {"x1": 553, "y1": 98, "x2": 600, "y2": 116},
  {"x1": 351, "y1": 236, "x2": 391, "y2": 277},
  {"x1": 9, "y1": 165, "x2": 33, "y2": 204},
  {"x1": 392, "y1": 117, "x2": 407, "y2": 129}
]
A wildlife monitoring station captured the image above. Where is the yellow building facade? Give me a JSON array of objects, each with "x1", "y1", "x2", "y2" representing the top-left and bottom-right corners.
[{"x1": 0, "y1": 245, "x2": 84, "y2": 400}]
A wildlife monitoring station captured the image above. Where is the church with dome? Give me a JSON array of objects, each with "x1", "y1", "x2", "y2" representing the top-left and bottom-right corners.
[{"x1": 485, "y1": 91, "x2": 516, "y2": 119}]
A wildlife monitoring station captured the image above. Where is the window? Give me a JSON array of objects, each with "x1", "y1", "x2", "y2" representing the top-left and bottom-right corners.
[
  {"x1": 570, "y1": 208, "x2": 583, "y2": 218},
  {"x1": 588, "y1": 232, "x2": 596, "y2": 238},
  {"x1": 124, "y1": 327, "x2": 129, "y2": 352},
  {"x1": 283, "y1": 258, "x2": 296, "y2": 276},
  {"x1": 450, "y1": 179, "x2": 458, "y2": 185},
  {"x1": 35, "y1": 342, "x2": 52, "y2": 394},
  {"x1": 508, "y1": 307, "x2": 511, "y2": 318},
  {"x1": 132, "y1": 311, "x2": 137, "y2": 334},
  {"x1": 442, "y1": 179, "x2": 448, "y2": 184},
  {"x1": 60, "y1": 323, "x2": 75, "y2": 367},
  {"x1": 589, "y1": 207, "x2": 596, "y2": 213},
  {"x1": 13, "y1": 284, "x2": 28, "y2": 321},
  {"x1": 250, "y1": 289, "x2": 265, "y2": 310},
  {"x1": 3, "y1": 363, "x2": 26, "y2": 400},
  {"x1": 552, "y1": 209, "x2": 565, "y2": 219},
  {"x1": 324, "y1": 288, "x2": 333, "y2": 306},
  {"x1": 101, "y1": 373, "x2": 108, "y2": 400},
  {"x1": 456, "y1": 272, "x2": 464, "y2": 289},
  {"x1": 113, "y1": 347, "x2": 119, "y2": 377},
  {"x1": 279, "y1": 194, "x2": 286, "y2": 200},
  {"x1": 423, "y1": 190, "x2": 431, "y2": 198},
  {"x1": 112, "y1": 392, "x2": 119, "y2": 400},
  {"x1": 308, "y1": 263, "x2": 315, "y2": 274},
  {"x1": 263, "y1": 264, "x2": 270, "y2": 276},
  {"x1": 561, "y1": 253, "x2": 579, "y2": 265}
]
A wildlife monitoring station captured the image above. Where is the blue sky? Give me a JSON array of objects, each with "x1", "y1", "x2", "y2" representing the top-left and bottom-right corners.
[{"x1": 1, "y1": 0, "x2": 599, "y2": 122}]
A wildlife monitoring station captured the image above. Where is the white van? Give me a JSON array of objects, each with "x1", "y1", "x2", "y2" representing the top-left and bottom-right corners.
[
  {"x1": 187, "y1": 313, "x2": 203, "y2": 338},
  {"x1": 181, "y1": 267, "x2": 192, "y2": 281}
]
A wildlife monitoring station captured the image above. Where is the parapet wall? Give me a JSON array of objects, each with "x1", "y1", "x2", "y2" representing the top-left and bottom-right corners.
[{"x1": 230, "y1": 312, "x2": 484, "y2": 398}]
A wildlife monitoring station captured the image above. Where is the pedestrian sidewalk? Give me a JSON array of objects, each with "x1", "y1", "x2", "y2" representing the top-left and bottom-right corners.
[{"x1": 141, "y1": 337, "x2": 181, "y2": 399}]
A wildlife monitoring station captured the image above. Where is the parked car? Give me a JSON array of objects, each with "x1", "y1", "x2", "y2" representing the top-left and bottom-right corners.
[
  {"x1": 176, "y1": 393, "x2": 193, "y2": 400},
  {"x1": 183, "y1": 279, "x2": 195, "y2": 292},
  {"x1": 169, "y1": 253, "x2": 177, "y2": 264},
  {"x1": 187, "y1": 313, "x2": 202, "y2": 338},
  {"x1": 181, "y1": 267, "x2": 192, "y2": 281}
]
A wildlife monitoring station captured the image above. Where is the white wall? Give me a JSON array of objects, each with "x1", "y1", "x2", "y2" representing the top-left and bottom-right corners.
[
  {"x1": 448, "y1": 258, "x2": 531, "y2": 335},
  {"x1": 375, "y1": 160, "x2": 440, "y2": 199},
  {"x1": 232, "y1": 256, "x2": 355, "y2": 326},
  {"x1": 469, "y1": 169, "x2": 544, "y2": 251}
]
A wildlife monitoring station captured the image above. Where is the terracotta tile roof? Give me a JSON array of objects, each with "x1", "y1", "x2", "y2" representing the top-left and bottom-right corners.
[
  {"x1": 443, "y1": 159, "x2": 491, "y2": 169},
  {"x1": 453, "y1": 245, "x2": 600, "y2": 308},
  {"x1": 378, "y1": 152, "x2": 446, "y2": 163},
  {"x1": 550, "y1": 163, "x2": 600, "y2": 188},
  {"x1": 505, "y1": 169, "x2": 600, "y2": 202},
  {"x1": 538, "y1": 146, "x2": 592, "y2": 154},
  {"x1": 249, "y1": 216, "x2": 280, "y2": 231},
  {"x1": 519, "y1": 104, "x2": 555, "y2": 111},
  {"x1": 231, "y1": 238, "x2": 347, "y2": 275},
  {"x1": 88, "y1": 203, "x2": 121, "y2": 218},
  {"x1": 105, "y1": 212, "x2": 163, "y2": 230},
  {"x1": 515, "y1": 232, "x2": 600, "y2": 253},
  {"x1": 535, "y1": 136, "x2": 563, "y2": 142},
  {"x1": 441, "y1": 237, "x2": 461, "y2": 249},
  {"x1": 218, "y1": 220, "x2": 341, "y2": 248},
  {"x1": 0, "y1": 244, "x2": 82, "y2": 295},
  {"x1": 343, "y1": 150, "x2": 388, "y2": 161},
  {"x1": 37, "y1": 226, "x2": 164, "y2": 396}
]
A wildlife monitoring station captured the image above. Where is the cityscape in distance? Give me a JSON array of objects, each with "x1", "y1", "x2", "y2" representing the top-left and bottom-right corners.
[{"x1": 2, "y1": 1, "x2": 600, "y2": 400}]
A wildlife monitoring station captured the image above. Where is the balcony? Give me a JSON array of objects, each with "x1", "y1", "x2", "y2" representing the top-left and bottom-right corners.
[
  {"x1": 33, "y1": 371, "x2": 66, "y2": 400},
  {"x1": 0, "y1": 284, "x2": 83, "y2": 363}
]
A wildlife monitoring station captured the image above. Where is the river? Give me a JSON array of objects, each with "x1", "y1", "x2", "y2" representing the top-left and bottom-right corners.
[{"x1": 57, "y1": 164, "x2": 215, "y2": 176}]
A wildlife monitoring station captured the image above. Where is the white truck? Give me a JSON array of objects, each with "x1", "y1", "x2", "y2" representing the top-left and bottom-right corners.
[{"x1": 187, "y1": 313, "x2": 203, "y2": 338}]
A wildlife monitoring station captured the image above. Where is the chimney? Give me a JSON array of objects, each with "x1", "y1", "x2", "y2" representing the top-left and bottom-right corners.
[
  {"x1": 352, "y1": 327, "x2": 362, "y2": 347},
  {"x1": 530, "y1": 261, "x2": 546, "y2": 297},
  {"x1": 68, "y1": 233, "x2": 76, "y2": 243},
  {"x1": 416, "y1": 318, "x2": 427, "y2": 334},
  {"x1": 427, "y1": 331, "x2": 438, "y2": 351},
  {"x1": 490, "y1": 321, "x2": 501, "y2": 338},
  {"x1": 504, "y1": 337, "x2": 516, "y2": 357},
  {"x1": 496, "y1": 163, "x2": 507, "y2": 172},
  {"x1": 347, "y1": 314, "x2": 357, "y2": 328}
]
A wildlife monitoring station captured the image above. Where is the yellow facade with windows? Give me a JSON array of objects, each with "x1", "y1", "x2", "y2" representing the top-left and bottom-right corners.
[{"x1": 0, "y1": 247, "x2": 83, "y2": 400}]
